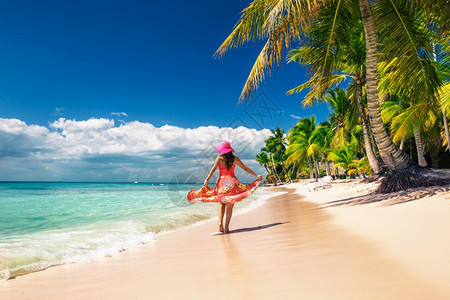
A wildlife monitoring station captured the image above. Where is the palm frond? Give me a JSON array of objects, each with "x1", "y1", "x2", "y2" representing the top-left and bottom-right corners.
[
  {"x1": 380, "y1": 99, "x2": 404, "y2": 123},
  {"x1": 376, "y1": 0, "x2": 441, "y2": 101},
  {"x1": 286, "y1": 0, "x2": 360, "y2": 106},
  {"x1": 262, "y1": 0, "x2": 316, "y2": 38},
  {"x1": 390, "y1": 102, "x2": 433, "y2": 142},
  {"x1": 439, "y1": 81, "x2": 450, "y2": 114},
  {"x1": 287, "y1": 73, "x2": 348, "y2": 106},
  {"x1": 408, "y1": 0, "x2": 450, "y2": 36},
  {"x1": 238, "y1": 14, "x2": 301, "y2": 102},
  {"x1": 214, "y1": 0, "x2": 273, "y2": 58}
]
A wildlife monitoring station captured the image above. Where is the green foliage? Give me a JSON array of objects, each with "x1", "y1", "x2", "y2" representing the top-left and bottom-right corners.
[{"x1": 221, "y1": 0, "x2": 450, "y2": 178}]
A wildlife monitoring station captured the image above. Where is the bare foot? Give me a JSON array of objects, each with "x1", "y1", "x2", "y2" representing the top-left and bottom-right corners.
[
  {"x1": 224, "y1": 228, "x2": 230, "y2": 234},
  {"x1": 219, "y1": 224, "x2": 224, "y2": 233}
]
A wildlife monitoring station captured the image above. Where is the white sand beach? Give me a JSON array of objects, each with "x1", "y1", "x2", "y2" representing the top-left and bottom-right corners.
[{"x1": 1, "y1": 179, "x2": 449, "y2": 299}]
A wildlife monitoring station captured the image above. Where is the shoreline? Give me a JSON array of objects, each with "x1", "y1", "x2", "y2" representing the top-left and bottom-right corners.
[
  {"x1": 0, "y1": 187, "x2": 282, "y2": 283},
  {"x1": 1, "y1": 181, "x2": 449, "y2": 299}
]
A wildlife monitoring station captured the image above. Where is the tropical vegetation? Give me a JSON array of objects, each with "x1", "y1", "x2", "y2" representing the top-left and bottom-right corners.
[{"x1": 218, "y1": 0, "x2": 449, "y2": 192}]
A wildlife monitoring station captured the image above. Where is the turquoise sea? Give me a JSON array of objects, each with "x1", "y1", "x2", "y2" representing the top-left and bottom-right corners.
[{"x1": 0, "y1": 182, "x2": 272, "y2": 281}]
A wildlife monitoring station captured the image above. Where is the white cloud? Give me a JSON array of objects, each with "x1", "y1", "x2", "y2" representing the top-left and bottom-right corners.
[
  {"x1": 51, "y1": 107, "x2": 64, "y2": 117},
  {"x1": 290, "y1": 114, "x2": 302, "y2": 119},
  {"x1": 110, "y1": 112, "x2": 128, "y2": 118},
  {"x1": 0, "y1": 118, "x2": 271, "y2": 182}
]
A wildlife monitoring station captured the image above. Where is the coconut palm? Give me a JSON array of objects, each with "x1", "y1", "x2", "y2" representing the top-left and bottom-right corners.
[
  {"x1": 216, "y1": 0, "x2": 447, "y2": 176},
  {"x1": 434, "y1": 42, "x2": 450, "y2": 154},
  {"x1": 256, "y1": 151, "x2": 270, "y2": 178},
  {"x1": 288, "y1": 19, "x2": 383, "y2": 174},
  {"x1": 353, "y1": 157, "x2": 372, "y2": 177},
  {"x1": 380, "y1": 96, "x2": 407, "y2": 150},
  {"x1": 439, "y1": 80, "x2": 450, "y2": 152},
  {"x1": 265, "y1": 127, "x2": 290, "y2": 181},
  {"x1": 327, "y1": 139, "x2": 359, "y2": 177},
  {"x1": 324, "y1": 89, "x2": 359, "y2": 147},
  {"x1": 390, "y1": 101, "x2": 443, "y2": 167},
  {"x1": 260, "y1": 147, "x2": 281, "y2": 183},
  {"x1": 312, "y1": 122, "x2": 335, "y2": 176},
  {"x1": 286, "y1": 116, "x2": 319, "y2": 179}
]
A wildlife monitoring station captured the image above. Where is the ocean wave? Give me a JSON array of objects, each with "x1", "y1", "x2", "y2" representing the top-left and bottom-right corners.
[{"x1": 0, "y1": 186, "x2": 280, "y2": 282}]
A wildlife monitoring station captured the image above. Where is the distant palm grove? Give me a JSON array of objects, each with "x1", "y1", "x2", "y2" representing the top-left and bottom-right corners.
[{"x1": 217, "y1": 0, "x2": 449, "y2": 189}]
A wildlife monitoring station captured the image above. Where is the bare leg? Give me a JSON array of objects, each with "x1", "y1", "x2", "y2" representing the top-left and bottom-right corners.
[
  {"x1": 219, "y1": 203, "x2": 225, "y2": 232},
  {"x1": 224, "y1": 203, "x2": 234, "y2": 233}
]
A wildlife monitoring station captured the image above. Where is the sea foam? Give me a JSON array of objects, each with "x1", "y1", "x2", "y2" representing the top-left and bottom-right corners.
[{"x1": 0, "y1": 182, "x2": 278, "y2": 281}]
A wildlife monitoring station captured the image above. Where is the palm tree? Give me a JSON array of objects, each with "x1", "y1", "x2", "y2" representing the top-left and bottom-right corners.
[
  {"x1": 260, "y1": 147, "x2": 281, "y2": 183},
  {"x1": 286, "y1": 116, "x2": 318, "y2": 179},
  {"x1": 434, "y1": 42, "x2": 450, "y2": 154},
  {"x1": 381, "y1": 97, "x2": 431, "y2": 167},
  {"x1": 353, "y1": 157, "x2": 372, "y2": 177},
  {"x1": 215, "y1": 0, "x2": 446, "y2": 176},
  {"x1": 380, "y1": 96, "x2": 407, "y2": 150},
  {"x1": 324, "y1": 89, "x2": 358, "y2": 147},
  {"x1": 288, "y1": 20, "x2": 383, "y2": 174},
  {"x1": 256, "y1": 151, "x2": 270, "y2": 178},
  {"x1": 327, "y1": 139, "x2": 359, "y2": 177},
  {"x1": 310, "y1": 122, "x2": 334, "y2": 176},
  {"x1": 265, "y1": 127, "x2": 290, "y2": 182},
  {"x1": 439, "y1": 80, "x2": 450, "y2": 153}
]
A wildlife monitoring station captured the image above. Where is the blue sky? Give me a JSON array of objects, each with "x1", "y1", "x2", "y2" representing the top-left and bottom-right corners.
[{"x1": 0, "y1": 0, "x2": 331, "y2": 182}]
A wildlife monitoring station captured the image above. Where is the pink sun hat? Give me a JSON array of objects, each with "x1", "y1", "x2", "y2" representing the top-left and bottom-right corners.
[{"x1": 215, "y1": 140, "x2": 234, "y2": 154}]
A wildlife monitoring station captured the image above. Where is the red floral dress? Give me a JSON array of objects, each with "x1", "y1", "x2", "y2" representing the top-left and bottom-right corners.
[{"x1": 187, "y1": 164, "x2": 262, "y2": 204}]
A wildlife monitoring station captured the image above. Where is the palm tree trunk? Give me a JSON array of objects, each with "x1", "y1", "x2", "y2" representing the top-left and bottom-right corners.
[
  {"x1": 399, "y1": 138, "x2": 405, "y2": 151},
  {"x1": 272, "y1": 163, "x2": 280, "y2": 182},
  {"x1": 307, "y1": 156, "x2": 314, "y2": 179},
  {"x1": 270, "y1": 155, "x2": 281, "y2": 182},
  {"x1": 313, "y1": 157, "x2": 320, "y2": 179},
  {"x1": 263, "y1": 164, "x2": 270, "y2": 177},
  {"x1": 369, "y1": 127, "x2": 378, "y2": 157},
  {"x1": 356, "y1": 82, "x2": 382, "y2": 174},
  {"x1": 291, "y1": 160, "x2": 297, "y2": 180},
  {"x1": 278, "y1": 151, "x2": 290, "y2": 182},
  {"x1": 357, "y1": 0, "x2": 412, "y2": 171},
  {"x1": 414, "y1": 129, "x2": 427, "y2": 167},
  {"x1": 264, "y1": 164, "x2": 269, "y2": 174},
  {"x1": 443, "y1": 111, "x2": 450, "y2": 154}
]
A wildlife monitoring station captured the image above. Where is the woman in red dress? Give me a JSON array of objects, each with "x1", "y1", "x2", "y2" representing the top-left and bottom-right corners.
[{"x1": 187, "y1": 140, "x2": 262, "y2": 233}]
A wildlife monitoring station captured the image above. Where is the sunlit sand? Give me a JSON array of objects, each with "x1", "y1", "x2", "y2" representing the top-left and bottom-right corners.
[{"x1": 1, "y1": 179, "x2": 449, "y2": 299}]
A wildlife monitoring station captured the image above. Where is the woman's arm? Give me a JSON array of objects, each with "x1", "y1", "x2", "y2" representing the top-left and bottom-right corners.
[
  {"x1": 203, "y1": 156, "x2": 220, "y2": 187},
  {"x1": 235, "y1": 157, "x2": 262, "y2": 179}
]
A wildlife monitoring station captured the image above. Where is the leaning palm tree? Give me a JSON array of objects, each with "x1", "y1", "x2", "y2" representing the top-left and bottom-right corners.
[
  {"x1": 356, "y1": 0, "x2": 443, "y2": 171},
  {"x1": 260, "y1": 147, "x2": 281, "y2": 183},
  {"x1": 215, "y1": 0, "x2": 448, "y2": 192},
  {"x1": 265, "y1": 127, "x2": 290, "y2": 182},
  {"x1": 310, "y1": 122, "x2": 334, "y2": 176},
  {"x1": 286, "y1": 116, "x2": 318, "y2": 179},
  {"x1": 288, "y1": 19, "x2": 383, "y2": 174},
  {"x1": 256, "y1": 151, "x2": 270, "y2": 177}
]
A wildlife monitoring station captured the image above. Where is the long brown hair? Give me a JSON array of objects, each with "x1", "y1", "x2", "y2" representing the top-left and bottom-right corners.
[{"x1": 221, "y1": 152, "x2": 235, "y2": 169}]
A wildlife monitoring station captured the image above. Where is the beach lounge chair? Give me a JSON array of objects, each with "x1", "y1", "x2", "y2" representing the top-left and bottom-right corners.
[{"x1": 313, "y1": 176, "x2": 333, "y2": 190}]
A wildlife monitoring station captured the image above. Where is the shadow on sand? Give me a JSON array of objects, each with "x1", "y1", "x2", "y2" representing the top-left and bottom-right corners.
[
  {"x1": 323, "y1": 184, "x2": 450, "y2": 208},
  {"x1": 212, "y1": 222, "x2": 289, "y2": 236}
]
